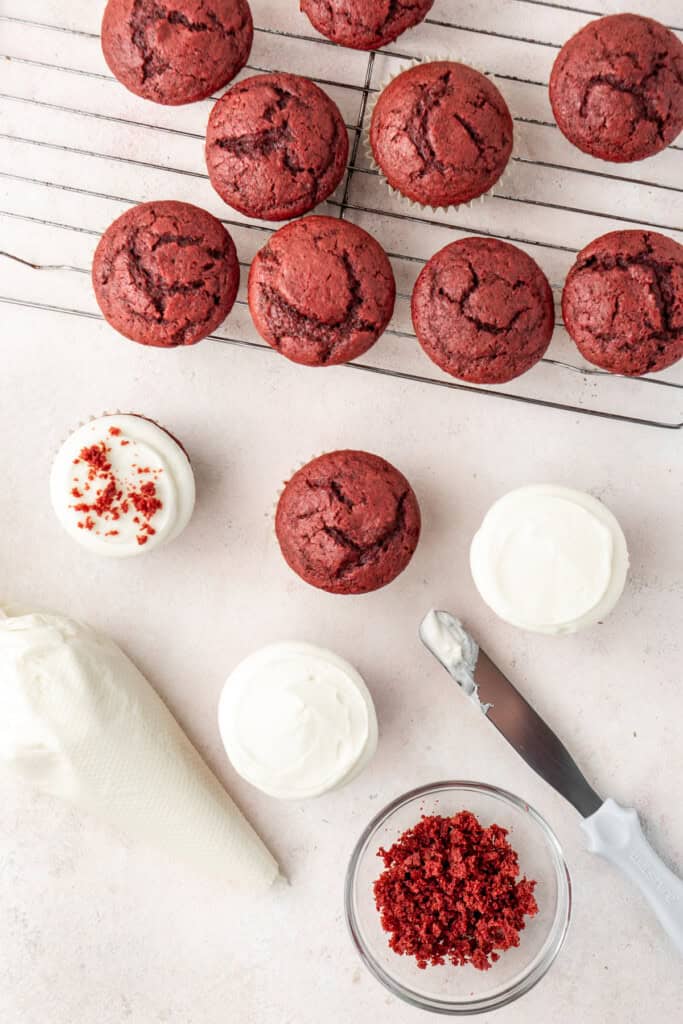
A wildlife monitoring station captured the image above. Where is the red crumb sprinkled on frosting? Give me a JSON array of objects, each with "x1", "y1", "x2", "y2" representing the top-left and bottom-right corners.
[
  {"x1": 373, "y1": 811, "x2": 538, "y2": 971},
  {"x1": 73, "y1": 479, "x2": 121, "y2": 520},
  {"x1": 129, "y1": 481, "x2": 162, "y2": 519},
  {"x1": 76, "y1": 442, "x2": 111, "y2": 478},
  {"x1": 70, "y1": 434, "x2": 163, "y2": 545}
]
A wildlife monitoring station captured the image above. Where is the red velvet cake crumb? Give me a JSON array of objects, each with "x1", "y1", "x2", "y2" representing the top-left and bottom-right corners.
[
  {"x1": 70, "y1": 438, "x2": 163, "y2": 546},
  {"x1": 374, "y1": 811, "x2": 538, "y2": 971}
]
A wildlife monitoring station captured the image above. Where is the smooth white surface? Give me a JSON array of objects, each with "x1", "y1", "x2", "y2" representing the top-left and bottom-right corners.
[
  {"x1": 0, "y1": 1, "x2": 682, "y2": 1022},
  {"x1": 470, "y1": 485, "x2": 629, "y2": 633},
  {"x1": 0, "y1": 607, "x2": 278, "y2": 888},
  {"x1": 50, "y1": 414, "x2": 196, "y2": 557},
  {"x1": 219, "y1": 642, "x2": 378, "y2": 799}
]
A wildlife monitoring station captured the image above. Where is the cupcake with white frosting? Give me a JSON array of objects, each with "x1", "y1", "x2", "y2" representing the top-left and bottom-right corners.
[
  {"x1": 50, "y1": 414, "x2": 195, "y2": 557},
  {"x1": 218, "y1": 643, "x2": 378, "y2": 800},
  {"x1": 470, "y1": 485, "x2": 629, "y2": 635}
]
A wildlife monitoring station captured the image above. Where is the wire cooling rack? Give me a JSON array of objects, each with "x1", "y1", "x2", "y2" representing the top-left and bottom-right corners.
[{"x1": 1, "y1": 0, "x2": 682, "y2": 429}]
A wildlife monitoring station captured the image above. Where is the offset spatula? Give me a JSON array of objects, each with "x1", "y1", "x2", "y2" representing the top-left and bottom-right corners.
[{"x1": 419, "y1": 609, "x2": 683, "y2": 956}]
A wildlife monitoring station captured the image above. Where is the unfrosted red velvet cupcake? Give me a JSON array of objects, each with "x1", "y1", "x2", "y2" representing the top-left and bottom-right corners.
[
  {"x1": 562, "y1": 230, "x2": 683, "y2": 376},
  {"x1": 300, "y1": 0, "x2": 433, "y2": 50},
  {"x1": 412, "y1": 238, "x2": 554, "y2": 383},
  {"x1": 275, "y1": 451, "x2": 421, "y2": 595},
  {"x1": 549, "y1": 14, "x2": 683, "y2": 163},
  {"x1": 205, "y1": 73, "x2": 349, "y2": 221},
  {"x1": 248, "y1": 216, "x2": 395, "y2": 366},
  {"x1": 92, "y1": 201, "x2": 239, "y2": 347},
  {"x1": 370, "y1": 61, "x2": 513, "y2": 208},
  {"x1": 101, "y1": 0, "x2": 253, "y2": 105}
]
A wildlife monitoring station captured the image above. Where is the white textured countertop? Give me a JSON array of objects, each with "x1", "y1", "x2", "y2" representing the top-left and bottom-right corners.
[{"x1": 1, "y1": 1, "x2": 682, "y2": 1021}]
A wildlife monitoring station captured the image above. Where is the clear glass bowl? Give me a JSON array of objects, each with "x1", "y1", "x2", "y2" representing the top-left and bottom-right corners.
[{"x1": 345, "y1": 781, "x2": 571, "y2": 1015}]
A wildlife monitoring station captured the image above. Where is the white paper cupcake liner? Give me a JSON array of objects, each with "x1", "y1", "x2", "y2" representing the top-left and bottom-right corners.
[{"x1": 364, "y1": 53, "x2": 516, "y2": 216}]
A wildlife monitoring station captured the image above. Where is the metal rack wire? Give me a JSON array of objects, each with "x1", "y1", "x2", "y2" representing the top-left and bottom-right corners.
[{"x1": 1, "y1": 5, "x2": 681, "y2": 430}]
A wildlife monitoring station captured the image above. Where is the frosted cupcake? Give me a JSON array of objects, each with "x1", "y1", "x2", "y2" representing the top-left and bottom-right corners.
[
  {"x1": 50, "y1": 414, "x2": 195, "y2": 557},
  {"x1": 218, "y1": 643, "x2": 378, "y2": 799},
  {"x1": 470, "y1": 485, "x2": 629, "y2": 634}
]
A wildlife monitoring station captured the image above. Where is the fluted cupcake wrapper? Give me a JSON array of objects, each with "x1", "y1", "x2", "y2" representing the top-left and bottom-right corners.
[{"x1": 363, "y1": 53, "x2": 516, "y2": 216}]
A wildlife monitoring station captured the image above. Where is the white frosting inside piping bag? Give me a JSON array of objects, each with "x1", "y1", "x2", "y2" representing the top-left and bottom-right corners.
[
  {"x1": 470, "y1": 485, "x2": 629, "y2": 635},
  {"x1": 0, "y1": 607, "x2": 279, "y2": 888},
  {"x1": 219, "y1": 643, "x2": 378, "y2": 800},
  {"x1": 419, "y1": 610, "x2": 490, "y2": 714}
]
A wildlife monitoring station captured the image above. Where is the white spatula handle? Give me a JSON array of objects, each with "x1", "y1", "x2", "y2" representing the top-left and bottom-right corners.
[{"x1": 581, "y1": 798, "x2": 683, "y2": 955}]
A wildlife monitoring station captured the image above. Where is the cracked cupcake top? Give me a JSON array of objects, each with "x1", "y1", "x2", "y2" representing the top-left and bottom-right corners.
[
  {"x1": 300, "y1": 0, "x2": 434, "y2": 51},
  {"x1": 206, "y1": 73, "x2": 349, "y2": 221},
  {"x1": 275, "y1": 450, "x2": 421, "y2": 595},
  {"x1": 248, "y1": 216, "x2": 395, "y2": 366},
  {"x1": 412, "y1": 237, "x2": 555, "y2": 384},
  {"x1": 549, "y1": 13, "x2": 683, "y2": 163},
  {"x1": 562, "y1": 230, "x2": 683, "y2": 376},
  {"x1": 92, "y1": 200, "x2": 239, "y2": 347},
  {"x1": 370, "y1": 61, "x2": 513, "y2": 208},
  {"x1": 101, "y1": 0, "x2": 253, "y2": 106}
]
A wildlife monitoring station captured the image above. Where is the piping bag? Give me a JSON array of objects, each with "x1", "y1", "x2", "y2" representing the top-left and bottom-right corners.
[
  {"x1": 0, "y1": 606, "x2": 279, "y2": 889},
  {"x1": 420, "y1": 609, "x2": 683, "y2": 956}
]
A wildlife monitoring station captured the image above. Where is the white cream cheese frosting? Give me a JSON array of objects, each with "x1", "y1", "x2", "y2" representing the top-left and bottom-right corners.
[
  {"x1": 419, "y1": 609, "x2": 490, "y2": 712},
  {"x1": 50, "y1": 414, "x2": 195, "y2": 557},
  {"x1": 219, "y1": 643, "x2": 378, "y2": 800},
  {"x1": 0, "y1": 607, "x2": 279, "y2": 888},
  {"x1": 470, "y1": 485, "x2": 629, "y2": 634}
]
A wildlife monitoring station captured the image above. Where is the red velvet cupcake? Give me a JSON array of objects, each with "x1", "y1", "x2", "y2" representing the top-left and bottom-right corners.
[
  {"x1": 370, "y1": 62, "x2": 513, "y2": 208},
  {"x1": 412, "y1": 238, "x2": 554, "y2": 383},
  {"x1": 101, "y1": 0, "x2": 253, "y2": 105},
  {"x1": 248, "y1": 216, "x2": 395, "y2": 366},
  {"x1": 92, "y1": 201, "x2": 239, "y2": 348},
  {"x1": 300, "y1": 0, "x2": 433, "y2": 50},
  {"x1": 549, "y1": 14, "x2": 683, "y2": 163},
  {"x1": 562, "y1": 230, "x2": 683, "y2": 376},
  {"x1": 206, "y1": 73, "x2": 349, "y2": 221},
  {"x1": 275, "y1": 451, "x2": 421, "y2": 595}
]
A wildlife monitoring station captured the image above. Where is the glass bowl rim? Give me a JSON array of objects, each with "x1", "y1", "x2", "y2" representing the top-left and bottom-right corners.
[{"x1": 344, "y1": 779, "x2": 572, "y2": 1016}]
